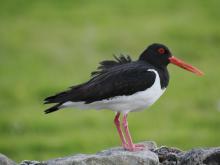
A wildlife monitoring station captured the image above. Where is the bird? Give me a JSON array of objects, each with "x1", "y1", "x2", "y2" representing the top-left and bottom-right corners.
[{"x1": 44, "y1": 43, "x2": 204, "y2": 151}]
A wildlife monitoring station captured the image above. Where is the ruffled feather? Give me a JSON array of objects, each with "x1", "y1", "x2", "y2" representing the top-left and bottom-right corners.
[{"x1": 91, "y1": 54, "x2": 132, "y2": 77}]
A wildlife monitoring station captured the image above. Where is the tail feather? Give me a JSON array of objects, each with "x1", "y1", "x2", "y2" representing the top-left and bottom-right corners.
[
  {"x1": 44, "y1": 91, "x2": 69, "y2": 104},
  {"x1": 44, "y1": 103, "x2": 62, "y2": 114}
]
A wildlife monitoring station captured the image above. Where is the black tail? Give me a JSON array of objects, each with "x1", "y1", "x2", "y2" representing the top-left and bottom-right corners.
[{"x1": 44, "y1": 103, "x2": 62, "y2": 114}]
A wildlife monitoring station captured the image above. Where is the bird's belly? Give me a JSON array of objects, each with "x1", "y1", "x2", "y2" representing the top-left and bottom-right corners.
[{"x1": 99, "y1": 85, "x2": 166, "y2": 113}]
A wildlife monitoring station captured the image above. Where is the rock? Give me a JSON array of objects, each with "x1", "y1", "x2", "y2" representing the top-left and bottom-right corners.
[
  {"x1": 44, "y1": 141, "x2": 159, "y2": 165},
  {"x1": 1, "y1": 141, "x2": 220, "y2": 165},
  {"x1": 153, "y1": 146, "x2": 220, "y2": 165},
  {"x1": 19, "y1": 160, "x2": 42, "y2": 165},
  {"x1": 153, "y1": 146, "x2": 184, "y2": 165},
  {"x1": 0, "y1": 153, "x2": 17, "y2": 165},
  {"x1": 180, "y1": 148, "x2": 220, "y2": 165}
]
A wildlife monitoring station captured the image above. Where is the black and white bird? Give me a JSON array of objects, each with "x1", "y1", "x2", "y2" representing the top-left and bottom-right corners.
[{"x1": 44, "y1": 43, "x2": 203, "y2": 151}]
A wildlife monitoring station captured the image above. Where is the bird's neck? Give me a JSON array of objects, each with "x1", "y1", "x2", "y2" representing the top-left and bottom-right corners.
[
  {"x1": 156, "y1": 67, "x2": 169, "y2": 89},
  {"x1": 137, "y1": 59, "x2": 170, "y2": 89}
]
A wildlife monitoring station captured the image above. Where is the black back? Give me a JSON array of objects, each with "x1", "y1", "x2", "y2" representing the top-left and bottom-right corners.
[{"x1": 45, "y1": 57, "x2": 157, "y2": 104}]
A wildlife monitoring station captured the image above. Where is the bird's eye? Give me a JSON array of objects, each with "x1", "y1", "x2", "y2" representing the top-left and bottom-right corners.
[{"x1": 158, "y1": 48, "x2": 165, "y2": 54}]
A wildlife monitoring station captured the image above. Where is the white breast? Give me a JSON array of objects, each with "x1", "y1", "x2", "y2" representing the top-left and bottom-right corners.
[{"x1": 62, "y1": 69, "x2": 166, "y2": 113}]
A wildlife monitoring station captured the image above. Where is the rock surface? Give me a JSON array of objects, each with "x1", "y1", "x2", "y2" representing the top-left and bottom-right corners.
[
  {"x1": 1, "y1": 141, "x2": 220, "y2": 165},
  {"x1": 0, "y1": 153, "x2": 17, "y2": 165},
  {"x1": 154, "y1": 146, "x2": 220, "y2": 165},
  {"x1": 23, "y1": 141, "x2": 158, "y2": 165},
  {"x1": 45, "y1": 141, "x2": 157, "y2": 165}
]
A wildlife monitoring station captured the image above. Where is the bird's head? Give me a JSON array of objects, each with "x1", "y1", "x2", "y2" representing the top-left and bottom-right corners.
[{"x1": 139, "y1": 43, "x2": 204, "y2": 76}]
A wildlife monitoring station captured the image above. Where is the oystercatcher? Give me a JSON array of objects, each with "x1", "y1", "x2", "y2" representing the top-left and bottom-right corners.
[{"x1": 44, "y1": 43, "x2": 203, "y2": 151}]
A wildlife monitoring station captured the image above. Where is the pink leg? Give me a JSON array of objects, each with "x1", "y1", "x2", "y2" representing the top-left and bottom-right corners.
[
  {"x1": 114, "y1": 112, "x2": 127, "y2": 148},
  {"x1": 122, "y1": 113, "x2": 145, "y2": 151}
]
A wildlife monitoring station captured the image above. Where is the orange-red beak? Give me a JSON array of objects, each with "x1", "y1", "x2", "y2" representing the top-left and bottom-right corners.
[{"x1": 169, "y1": 56, "x2": 204, "y2": 76}]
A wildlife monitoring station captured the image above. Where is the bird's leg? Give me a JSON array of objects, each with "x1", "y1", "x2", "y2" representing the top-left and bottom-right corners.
[
  {"x1": 122, "y1": 113, "x2": 145, "y2": 151},
  {"x1": 114, "y1": 112, "x2": 127, "y2": 148}
]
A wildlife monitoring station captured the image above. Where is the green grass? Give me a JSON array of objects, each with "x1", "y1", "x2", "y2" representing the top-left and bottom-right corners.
[{"x1": 0, "y1": 0, "x2": 220, "y2": 162}]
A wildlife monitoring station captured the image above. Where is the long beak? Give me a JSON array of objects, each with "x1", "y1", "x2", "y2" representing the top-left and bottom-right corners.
[{"x1": 169, "y1": 56, "x2": 204, "y2": 76}]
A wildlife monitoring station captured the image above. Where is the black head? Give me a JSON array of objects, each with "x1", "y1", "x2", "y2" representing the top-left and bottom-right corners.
[
  {"x1": 139, "y1": 43, "x2": 172, "y2": 68},
  {"x1": 139, "y1": 43, "x2": 204, "y2": 76}
]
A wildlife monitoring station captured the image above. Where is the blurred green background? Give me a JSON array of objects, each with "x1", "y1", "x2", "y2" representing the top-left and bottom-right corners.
[{"x1": 0, "y1": 0, "x2": 220, "y2": 162}]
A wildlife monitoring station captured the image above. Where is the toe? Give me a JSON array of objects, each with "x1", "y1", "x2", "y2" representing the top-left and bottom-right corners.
[
  {"x1": 123, "y1": 144, "x2": 145, "y2": 151},
  {"x1": 135, "y1": 144, "x2": 145, "y2": 147}
]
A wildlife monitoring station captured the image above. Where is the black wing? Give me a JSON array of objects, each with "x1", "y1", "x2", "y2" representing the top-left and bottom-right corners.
[{"x1": 44, "y1": 61, "x2": 156, "y2": 105}]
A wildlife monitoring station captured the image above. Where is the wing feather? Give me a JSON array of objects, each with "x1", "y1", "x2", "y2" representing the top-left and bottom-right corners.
[
  {"x1": 91, "y1": 54, "x2": 132, "y2": 77},
  {"x1": 44, "y1": 61, "x2": 156, "y2": 104}
]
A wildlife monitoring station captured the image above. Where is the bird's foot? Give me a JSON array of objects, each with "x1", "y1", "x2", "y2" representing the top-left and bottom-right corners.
[
  {"x1": 123, "y1": 143, "x2": 146, "y2": 151},
  {"x1": 134, "y1": 144, "x2": 145, "y2": 147}
]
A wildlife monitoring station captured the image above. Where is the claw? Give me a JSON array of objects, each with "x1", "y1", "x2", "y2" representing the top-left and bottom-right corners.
[
  {"x1": 123, "y1": 143, "x2": 146, "y2": 151},
  {"x1": 135, "y1": 144, "x2": 146, "y2": 148}
]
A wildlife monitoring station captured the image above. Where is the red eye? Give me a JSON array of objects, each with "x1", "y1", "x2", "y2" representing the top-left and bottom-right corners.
[{"x1": 158, "y1": 48, "x2": 165, "y2": 54}]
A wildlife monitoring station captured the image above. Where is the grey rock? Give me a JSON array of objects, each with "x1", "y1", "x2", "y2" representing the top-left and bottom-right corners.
[
  {"x1": 0, "y1": 153, "x2": 17, "y2": 165},
  {"x1": 180, "y1": 148, "x2": 220, "y2": 165},
  {"x1": 153, "y1": 146, "x2": 220, "y2": 165},
  {"x1": 19, "y1": 160, "x2": 43, "y2": 165},
  {"x1": 153, "y1": 146, "x2": 184, "y2": 165},
  {"x1": 44, "y1": 141, "x2": 159, "y2": 165}
]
